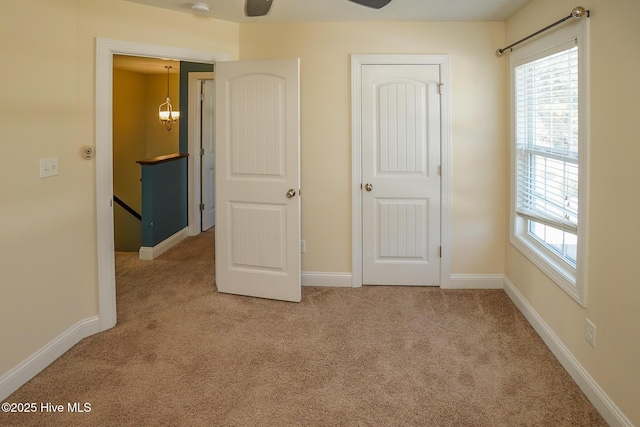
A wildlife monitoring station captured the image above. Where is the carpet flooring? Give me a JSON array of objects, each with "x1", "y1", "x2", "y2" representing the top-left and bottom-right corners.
[{"x1": 1, "y1": 230, "x2": 607, "y2": 426}]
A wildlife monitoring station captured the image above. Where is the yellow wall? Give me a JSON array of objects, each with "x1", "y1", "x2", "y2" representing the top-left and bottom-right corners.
[
  {"x1": 145, "y1": 72, "x2": 181, "y2": 158},
  {"x1": 113, "y1": 68, "x2": 146, "y2": 214},
  {"x1": 240, "y1": 22, "x2": 507, "y2": 274},
  {"x1": 113, "y1": 68, "x2": 146, "y2": 251},
  {"x1": 505, "y1": 0, "x2": 640, "y2": 424},
  {"x1": 0, "y1": 0, "x2": 239, "y2": 375}
]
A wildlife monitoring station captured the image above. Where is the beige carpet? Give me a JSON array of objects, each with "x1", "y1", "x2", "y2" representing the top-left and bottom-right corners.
[{"x1": 1, "y1": 231, "x2": 606, "y2": 426}]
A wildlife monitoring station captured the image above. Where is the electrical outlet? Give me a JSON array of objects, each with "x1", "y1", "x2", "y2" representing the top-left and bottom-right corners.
[
  {"x1": 585, "y1": 319, "x2": 596, "y2": 347},
  {"x1": 301, "y1": 240, "x2": 306, "y2": 253}
]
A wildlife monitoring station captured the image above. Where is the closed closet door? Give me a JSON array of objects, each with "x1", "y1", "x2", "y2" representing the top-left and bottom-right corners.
[{"x1": 361, "y1": 64, "x2": 441, "y2": 286}]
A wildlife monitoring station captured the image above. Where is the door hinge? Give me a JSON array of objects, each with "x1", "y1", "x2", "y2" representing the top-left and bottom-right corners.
[
  {"x1": 439, "y1": 246, "x2": 442, "y2": 257},
  {"x1": 200, "y1": 93, "x2": 205, "y2": 101},
  {"x1": 437, "y1": 83, "x2": 443, "y2": 95},
  {"x1": 200, "y1": 148, "x2": 205, "y2": 156},
  {"x1": 438, "y1": 165, "x2": 442, "y2": 176},
  {"x1": 199, "y1": 203, "x2": 205, "y2": 211}
]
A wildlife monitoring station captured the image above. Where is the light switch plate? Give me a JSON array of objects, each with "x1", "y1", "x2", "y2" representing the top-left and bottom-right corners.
[{"x1": 39, "y1": 157, "x2": 59, "y2": 178}]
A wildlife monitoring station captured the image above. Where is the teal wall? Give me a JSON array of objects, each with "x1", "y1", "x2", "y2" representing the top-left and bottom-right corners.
[{"x1": 140, "y1": 156, "x2": 188, "y2": 247}]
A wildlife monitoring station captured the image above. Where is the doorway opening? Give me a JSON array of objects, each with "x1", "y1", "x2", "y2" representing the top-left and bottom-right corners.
[
  {"x1": 112, "y1": 55, "x2": 180, "y2": 254},
  {"x1": 96, "y1": 38, "x2": 228, "y2": 332}
]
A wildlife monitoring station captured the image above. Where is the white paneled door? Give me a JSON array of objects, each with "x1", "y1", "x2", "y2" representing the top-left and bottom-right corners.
[
  {"x1": 215, "y1": 59, "x2": 301, "y2": 302},
  {"x1": 362, "y1": 64, "x2": 441, "y2": 285}
]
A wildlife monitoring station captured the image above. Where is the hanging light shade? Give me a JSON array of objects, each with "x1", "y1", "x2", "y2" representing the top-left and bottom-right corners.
[{"x1": 159, "y1": 65, "x2": 180, "y2": 131}]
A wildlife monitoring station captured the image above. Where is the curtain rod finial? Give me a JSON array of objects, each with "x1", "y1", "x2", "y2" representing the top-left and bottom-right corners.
[
  {"x1": 496, "y1": 49, "x2": 505, "y2": 57},
  {"x1": 572, "y1": 6, "x2": 586, "y2": 18}
]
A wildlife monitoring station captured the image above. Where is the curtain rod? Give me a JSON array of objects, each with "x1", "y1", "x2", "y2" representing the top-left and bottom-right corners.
[{"x1": 496, "y1": 6, "x2": 590, "y2": 57}]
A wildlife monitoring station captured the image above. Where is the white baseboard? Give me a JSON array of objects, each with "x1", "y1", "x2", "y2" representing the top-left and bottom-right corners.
[
  {"x1": 139, "y1": 227, "x2": 189, "y2": 260},
  {"x1": 503, "y1": 277, "x2": 633, "y2": 427},
  {"x1": 445, "y1": 274, "x2": 504, "y2": 289},
  {"x1": 302, "y1": 273, "x2": 503, "y2": 289},
  {"x1": 0, "y1": 316, "x2": 100, "y2": 402},
  {"x1": 302, "y1": 271, "x2": 352, "y2": 287}
]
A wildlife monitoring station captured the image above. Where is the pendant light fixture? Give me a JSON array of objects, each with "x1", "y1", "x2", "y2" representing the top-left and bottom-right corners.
[{"x1": 158, "y1": 65, "x2": 180, "y2": 131}]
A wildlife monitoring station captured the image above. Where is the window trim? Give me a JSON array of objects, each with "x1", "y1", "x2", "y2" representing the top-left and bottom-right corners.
[{"x1": 509, "y1": 19, "x2": 590, "y2": 307}]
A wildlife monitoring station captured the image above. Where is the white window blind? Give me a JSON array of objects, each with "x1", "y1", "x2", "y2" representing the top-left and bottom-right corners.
[{"x1": 515, "y1": 43, "x2": 579, "y2": 235}]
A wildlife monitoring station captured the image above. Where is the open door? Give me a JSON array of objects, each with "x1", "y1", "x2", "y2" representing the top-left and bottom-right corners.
[{"x1": 215, "y1": 59, "x2": 301, "y2": 302}]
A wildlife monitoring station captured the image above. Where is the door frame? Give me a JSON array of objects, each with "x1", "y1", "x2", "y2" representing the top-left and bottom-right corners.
[
  {"x1": 351, "y1": 54, "x2": 451, "y2": 289},
  {"x1": 187, "y1": 72, "x2": 215, "y2": 236},
  {"x1": 96, "y1": 38, "x2": 228, "y2": 332}
]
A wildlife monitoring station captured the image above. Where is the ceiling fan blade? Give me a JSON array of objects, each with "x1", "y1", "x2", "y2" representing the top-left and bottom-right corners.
[
  {"x1": 245, "y1": 0, "x2": 273, "y2": 17},
  {"x1": 347, "y1": 0, "x2": 392, "y2": 9}
]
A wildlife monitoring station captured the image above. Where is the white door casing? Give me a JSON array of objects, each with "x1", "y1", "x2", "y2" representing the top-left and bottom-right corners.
[
  {"x1": 351, "y1": 54, "x2": 451, "y2": 289},
  {"x1": 215, "y1": 58, "x2": 301, "y2": 302},
  {"x1": 201, "y1": 79, "x2": 215, "y2": 231}
]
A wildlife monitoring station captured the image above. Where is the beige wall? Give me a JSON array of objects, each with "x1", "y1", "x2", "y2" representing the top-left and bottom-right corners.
[
  {"x1": 0, "y1": 0, "x2": 239, "y2": 375},
  {"x1": 240, "y1": 22, "x2": 507, "y2": 275},
  {"x1": 505, "y1": 0, "x2": 640, "y2": 424}
]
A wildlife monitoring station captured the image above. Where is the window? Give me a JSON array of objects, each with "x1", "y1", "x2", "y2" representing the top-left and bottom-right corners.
[{"x1": 510, "y1": 20, "x2": 589, "y2": 305}]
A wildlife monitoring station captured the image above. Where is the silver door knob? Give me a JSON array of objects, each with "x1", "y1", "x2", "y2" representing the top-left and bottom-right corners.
[
  {"x1": 365, "y1": 183, "x2": 373, "y2": 192},
  {"x1": 286, "y1": 189, "x2": 296, "y2": 198}
]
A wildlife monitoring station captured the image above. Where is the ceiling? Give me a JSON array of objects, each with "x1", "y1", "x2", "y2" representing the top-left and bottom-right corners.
[
  {"x1": 125, "y1": 0, "x2": 532, "y2": 23},
  {"x1": 116, "y1": 0, "x2": 533, "y2": 74}
]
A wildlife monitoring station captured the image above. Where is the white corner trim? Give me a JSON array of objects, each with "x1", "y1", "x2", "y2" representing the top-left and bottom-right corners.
[
  {"x1": 503, "y1": 277, "x2": 633, "y2": 427},
  {"x1": 0, "y1": 316, "x2": 100, "y2": 401},
  {"x1": 139, "y1": 227, "x2": 189, "y2": 260},
  {"x1": 302, "y1": 272, "x2": 353, "y2": 287},
  {"x1": 445, "y1": 274, "x2": 504, "y2": 289}
]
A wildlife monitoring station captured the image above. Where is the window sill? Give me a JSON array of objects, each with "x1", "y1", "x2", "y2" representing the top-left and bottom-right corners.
[{"x1": 510, "y1": 234, "x2": 586, "y2": 307}]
